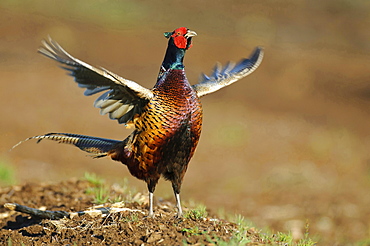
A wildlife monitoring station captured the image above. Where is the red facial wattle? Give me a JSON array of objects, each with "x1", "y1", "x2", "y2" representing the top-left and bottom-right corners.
[
  {"x1": 173, "y1": 36, "x2": 187, "y2": 49},
  {"x1": 171, "y1": 27, "x2": 189, "y2": 49}
]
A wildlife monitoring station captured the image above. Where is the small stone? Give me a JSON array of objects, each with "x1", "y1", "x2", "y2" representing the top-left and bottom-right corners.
[{"x1": 147, "y1": 232, "x2": 162, "y2": 243}]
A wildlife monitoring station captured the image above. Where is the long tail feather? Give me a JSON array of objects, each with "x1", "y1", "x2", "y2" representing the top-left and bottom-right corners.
[{"x1": 11, "y1": 133, "x2": 121, "y2": 158}]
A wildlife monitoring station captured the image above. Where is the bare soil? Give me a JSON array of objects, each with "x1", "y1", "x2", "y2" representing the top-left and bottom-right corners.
[{"x1": 0, "y1": 179, "x2": 268, "y2": 245}]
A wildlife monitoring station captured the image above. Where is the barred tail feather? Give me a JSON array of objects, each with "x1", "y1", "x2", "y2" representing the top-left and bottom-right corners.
[{"x1": 11, "y1": 133, "x2": 121, "y2": 158}]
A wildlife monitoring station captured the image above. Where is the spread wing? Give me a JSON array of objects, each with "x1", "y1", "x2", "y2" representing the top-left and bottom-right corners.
[
  {"x1": 39, "y1": 37, "x2": 153, "y2": 125},
  {"x1": 192, "y1": 47, "x2": 264, "y2": 97}
]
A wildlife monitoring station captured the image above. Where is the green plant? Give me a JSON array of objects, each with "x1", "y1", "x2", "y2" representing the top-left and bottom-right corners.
[
  {"x1": 121, "y1": 213, "x2": 139, "y2": 223},
  {"x1": 297, "y1": 221, "x2": 316, "y2": 246},
  {"x1": 184, "y1": 204, "x2": 208, "y2": 220},
  {"x1": 181, "y1": 226, "x2": 206, "y2": 236},
  {"x1": 93, "y1": 185, "x2": 110, "y2": 204},
  {"x1": 84, "y1": 172, "x2": 110, "y2": 204},
  {"x1": 84, "y1": 172, "x2": 105, "y2": 186},
  {"x1": 84, "y1": 172, "x2": 138, "y2": 204},
  {"x1": 0, "y1": 159, "x2": 16, "y2": 186},
  {"x1": 356, "y1": 238, "x2": 370, "y2": 246},
  {"x1": 229, "y1": 215, "x2": 252, "y2": 245},
  {"x1": 207, "y1": 213, "x2": 317, "y2": 246},
  {"x1": 275, "y1": 231, "x2": 294, "y2": 244}
]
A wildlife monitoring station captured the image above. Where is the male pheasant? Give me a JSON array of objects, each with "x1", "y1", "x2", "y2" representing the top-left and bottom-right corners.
[{"x1": 14, "y1": 27, "x2": 263, "y2": 218}]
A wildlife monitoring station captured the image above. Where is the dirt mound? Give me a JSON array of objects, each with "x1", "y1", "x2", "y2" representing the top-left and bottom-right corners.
[{"x1": 0, "y1": 179, "x2": 274, "y2": 245}]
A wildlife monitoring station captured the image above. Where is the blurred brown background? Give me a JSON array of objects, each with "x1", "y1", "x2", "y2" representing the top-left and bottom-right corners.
[{"x1": 1, "y1": 0, "x2": 369, "y2": 244}]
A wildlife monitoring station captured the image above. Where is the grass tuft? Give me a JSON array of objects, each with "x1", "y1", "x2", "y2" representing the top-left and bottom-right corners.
[
  {"x1": 84, "y1": 172, "x2": 105, "y2": 187},
  {"x1": 184, "y1": 204, "x2": 208, "y2": 220},
  {"x1": 84, "y1": 172, "x2": 110, "y2": 204},
  {"x1": 83, "y1": 172, "x2": 139, "y2": 205},
  {"x1": 297, "y1": 221, "x2": 316, "y2": 246}
]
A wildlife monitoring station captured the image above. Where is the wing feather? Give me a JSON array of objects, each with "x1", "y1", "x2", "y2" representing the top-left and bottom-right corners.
[
  {"x1": 192, "y1": 47, "x2": 264, "y2": 97},
  {"x1": 38, "y1": 37, "x2": 153, "y2": 125}
]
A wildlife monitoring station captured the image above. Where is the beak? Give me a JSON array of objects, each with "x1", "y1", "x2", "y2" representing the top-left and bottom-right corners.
[{"x1": 185, "y1": 30, "x2": 197, "y2": 38}]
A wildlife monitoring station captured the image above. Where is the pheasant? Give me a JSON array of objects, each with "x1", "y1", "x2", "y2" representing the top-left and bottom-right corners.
[{"x1": 13, "y1": 27, "x2": 263, "y2": 218}]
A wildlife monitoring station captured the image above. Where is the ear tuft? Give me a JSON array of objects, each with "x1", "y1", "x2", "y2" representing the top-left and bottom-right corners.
[{"x1": 164, "y1": 32, "x2": 172, "y2": 39}]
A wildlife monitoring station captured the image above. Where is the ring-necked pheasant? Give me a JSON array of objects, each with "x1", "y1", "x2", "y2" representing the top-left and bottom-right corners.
[{"x1": 13, "y1": 27, "x2": 263, "y2": 218}]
